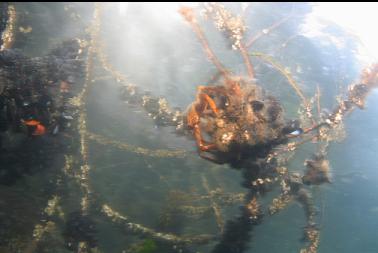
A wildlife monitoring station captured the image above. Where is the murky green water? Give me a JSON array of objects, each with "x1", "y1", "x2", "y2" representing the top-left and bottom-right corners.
[{"x1": 1, "y1": 2, "x2": 378, "y2": 253}]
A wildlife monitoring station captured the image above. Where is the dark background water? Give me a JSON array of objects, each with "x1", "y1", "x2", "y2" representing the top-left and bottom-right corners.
[{"x1": 2, "y1": 2, "x2": 378, "y2": 253}]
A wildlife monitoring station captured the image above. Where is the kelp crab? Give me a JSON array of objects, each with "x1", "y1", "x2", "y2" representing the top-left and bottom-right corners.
[
  {"x1": 185, "y1": 74, "x2": 286, "y2": 165},
  {"x1": 178, "y1": 5, "x2": 324, "y2": 169}
]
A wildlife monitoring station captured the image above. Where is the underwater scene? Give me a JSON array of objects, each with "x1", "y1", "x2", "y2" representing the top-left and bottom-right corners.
[{"x1": 1, "y1": 2, "x2": 378, "y2": 253}]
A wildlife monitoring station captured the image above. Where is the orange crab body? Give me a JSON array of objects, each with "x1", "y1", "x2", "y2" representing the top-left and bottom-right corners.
[{"x1": 185, "y1": 76, "x2": 285, "y2": 160}]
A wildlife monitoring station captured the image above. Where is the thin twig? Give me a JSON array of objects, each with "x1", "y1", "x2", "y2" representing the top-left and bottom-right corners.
[
  {"x1": 246, "y1": 14, "x2": 292, "y2": 48},
  {"x1": 316, "y1": 85, "x2": 321, "y2": 119},
  {"x1": 246, "y1": 3, "x2": 295, "y2": 48},
  {"x1": 251, "y1": 52, "x2": 308, "y2": 105},
  {"x1": 201, "y1": 175, "x2": 225, "y2": 234}
]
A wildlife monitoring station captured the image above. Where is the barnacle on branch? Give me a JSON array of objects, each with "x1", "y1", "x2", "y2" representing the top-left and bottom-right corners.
[
  {"x1": 87, "y1": 131, "x2": 186, "y2": 158},
  {"x1": 101, "y1": 204, "x2": 215, "y2": 246},
  {"x1": 202, "y1": 2, "x2": 246, "y2": 51},
  {"x1": 201, "y1": 3, "x2": 254, "y2": 78},
  {"x1": 300, "y1": 225, "x2": 320, "y2": 253},
  {"x1": 1, "y1": 4, "x2": 16, "y2": 50},
  {"x1": 246, "y1": 196, "x2": 262, "y2": 221}
]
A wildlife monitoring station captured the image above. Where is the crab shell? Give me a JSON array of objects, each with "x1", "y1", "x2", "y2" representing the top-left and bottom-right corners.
[{"x1": 200, "y1": 77, "x2": 285, "y2": 154}]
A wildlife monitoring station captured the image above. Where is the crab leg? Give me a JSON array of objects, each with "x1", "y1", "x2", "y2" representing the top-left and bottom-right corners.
[
  {"x1": 179, "y1": 7, "x2": 230, "y2": 79},
  {"x1": 197, "y1": 86, "x2": 226, "y2": 114},
  {"x1": 193, "y1": 124, "x2": 217, "y2": 151},
  {"x1": 187, "y1": 86, "x2": 223, "y2": 152},
  {"x1": 201, "y1": 93, "x2": 219, "y2": 115},
  {"x1": 188, "y1": 91, "x2": 218, "y2": 152}
]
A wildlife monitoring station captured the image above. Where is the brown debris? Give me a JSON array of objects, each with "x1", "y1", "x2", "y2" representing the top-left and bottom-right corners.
[
  {"x1": 246, "y1": 196, "x2": 262, "y2": 221},
  {"x1": 300, "y1": 226, "x2": 320, "y2": 253},
  {"x1": 302, "y1": 154, "x2": 331, "y2": 185}
]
